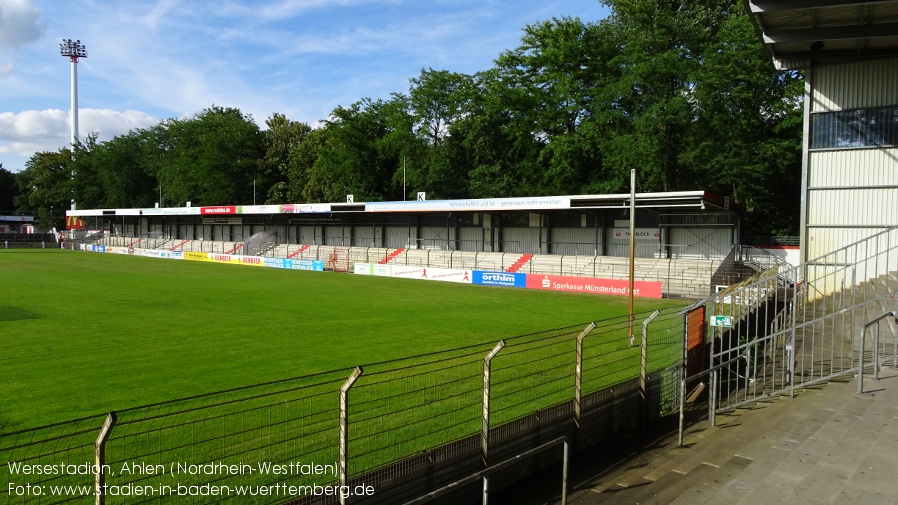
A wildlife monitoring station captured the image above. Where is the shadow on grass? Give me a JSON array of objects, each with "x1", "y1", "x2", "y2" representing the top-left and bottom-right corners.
[{"x1": 0, "y1": 305, "x2": 41, "y2": 322}]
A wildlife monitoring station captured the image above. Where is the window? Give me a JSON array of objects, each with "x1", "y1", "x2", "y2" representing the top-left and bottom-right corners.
[{"x1": 810, "y1": 106, "x2": 898, "y2": 149}]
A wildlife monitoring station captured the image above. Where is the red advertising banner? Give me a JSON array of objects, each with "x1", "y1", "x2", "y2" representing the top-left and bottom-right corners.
[
  {"x1": 200, "y1": 206, "x2": 237, "y2": 215},
  {"x1": 526, "y1": 274, "x2": 662, "y2": 299}
]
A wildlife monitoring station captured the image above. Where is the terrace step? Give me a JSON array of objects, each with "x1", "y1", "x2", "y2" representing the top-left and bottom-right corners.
[
  {"x1": 379, "y1": 248, "x2": 405, "y2": 265},
  {"x1": 287, "y1": 245, "x2": 310, "y2": 258}
]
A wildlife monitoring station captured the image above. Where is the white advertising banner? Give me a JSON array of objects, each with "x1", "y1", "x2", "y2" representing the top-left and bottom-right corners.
[
  {"x1": 390, "y1": 266, "x2": 472, "y2": 283},
  {"x1": 366, "y1": 196, "x2": 571, "y2": 213}
]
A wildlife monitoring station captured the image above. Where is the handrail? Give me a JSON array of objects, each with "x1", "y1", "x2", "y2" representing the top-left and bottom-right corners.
[
  {"x1": 858, "y1": 311, "x2": 898, "y2": 394},
  {"x1": 678, "y1": 354, "x2": 744, "y2": 446},
  {"x1": 402, "y1": 436, "x2": 569, "y2": 505}
]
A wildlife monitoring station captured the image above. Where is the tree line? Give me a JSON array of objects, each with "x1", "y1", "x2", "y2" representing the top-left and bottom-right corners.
[{"x1": 3, "y1": 1, "x2": 803, "y2": 235}]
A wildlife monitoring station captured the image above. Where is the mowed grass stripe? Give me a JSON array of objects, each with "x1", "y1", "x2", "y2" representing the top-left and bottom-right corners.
[{"x1": 0, "y1": 249, "x2": 685, "y2": 431}]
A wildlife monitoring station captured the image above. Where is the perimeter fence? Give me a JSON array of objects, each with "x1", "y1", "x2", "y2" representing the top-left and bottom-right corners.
[{"x1": 1, "y1": 306, "x2": 687, "y2": 505}]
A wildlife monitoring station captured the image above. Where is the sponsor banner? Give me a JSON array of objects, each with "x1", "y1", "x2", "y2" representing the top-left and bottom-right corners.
[
  {"x1": 237, "y1": 204, "x2": 281, "y2": 214},
  {"x1": 391, "y1": 266, "x2": 472, "y2": 283},
  {"x1": 134, "y1": 249, "x2": 173, "y2": 259},
  {"x1": 265, "y1": 258, "x2": 287, "y2": 269},
  {"x1": 354, "y1": 263, "x2": 372, "y2": 275},
  {"x1": 290, "y1": 259, "x2": 324, "y2": 271},
  {"x1": 230, "y1": 255, "x2": 265, "y2": 267},
  {"x1": 170, "y1": 251, "x2": 183, "y2": 259},
  {"x1": 185, "y1": 251, "x2": 210, "y2": 262},
  {"x1": 473, "y1": 271, "x2": 526, "y2": 288},
  {"x1": 105, "y1": 246, "x2": 130, "y2": 255},
  {"x1": 90, "y1": 245, "x2": 107, "y2": 253},
  {"x1": 526, "y1": 274, "x2": 662, "y2": 299},
  {"x1": 282, "y1": 203, "x2": 331, "y2": 213},
  {"x1": 611, "y1": 228, "x2": 661, "y2": 240},
  {"x1": 366, "y1": 196, "x2": 571, "y2": 213},
  {"x1": 200, "y1": 205, "x2": 237, "y2": 215},
  {"x1": 372, "y1": 265, "x2": 392, "y2": 277}
]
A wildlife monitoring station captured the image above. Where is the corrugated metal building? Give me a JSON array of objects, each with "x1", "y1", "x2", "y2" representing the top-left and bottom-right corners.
[{"x1": 746, "y1": 1, "x2": 898, "y2": 280}]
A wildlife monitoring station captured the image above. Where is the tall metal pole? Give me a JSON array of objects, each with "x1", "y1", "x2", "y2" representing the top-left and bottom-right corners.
[
  {"x1": 60, "y1": 39, "x2": 87, "y2": 215},
  {"x1": 60, "y1": 39, "x2": 87, "y2": 147},
  {"x1": 628, "y1": 169, "x2": 636, "y2": 342},
  {"x1": 71, "y1": 56, "x2": 79, "y2": 146}
]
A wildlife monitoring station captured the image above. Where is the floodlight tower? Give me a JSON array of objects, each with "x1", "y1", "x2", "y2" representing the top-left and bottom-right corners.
[{"x1": 59, "y1": 39, "x2": 87, "y2": 146}]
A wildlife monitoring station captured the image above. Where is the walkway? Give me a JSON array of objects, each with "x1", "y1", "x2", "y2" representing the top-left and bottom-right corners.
[{"x1": 497, "y1": 366, "x2": 898, "y2": 505}]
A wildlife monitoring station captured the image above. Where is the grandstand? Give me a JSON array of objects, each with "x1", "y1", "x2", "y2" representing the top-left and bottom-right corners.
[{"x1": 71, "y1": 191, "x2": 747, "y2": 299}]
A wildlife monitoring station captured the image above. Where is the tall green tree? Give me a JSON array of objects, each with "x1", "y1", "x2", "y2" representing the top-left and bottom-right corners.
[
  {"x1": 152, "y1": 106, "x2": 264, "y2": 206},
  {"x1": 308, "y1": 97, "x2": 413, "y2": 202},
  {"x1": 261, "y1": 113, "x2": 313, "y2": 204},
  {"x1": 0, "y1": 164, "x2": 17, "y2": 213},
  {"x1": 14, "y1": 149, "x2": 73, "y2": 230}
]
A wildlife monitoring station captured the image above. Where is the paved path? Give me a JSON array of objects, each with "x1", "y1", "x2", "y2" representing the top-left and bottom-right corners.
[{"x1": 497, "y1": 366, "x2": 898, "y2": 505}]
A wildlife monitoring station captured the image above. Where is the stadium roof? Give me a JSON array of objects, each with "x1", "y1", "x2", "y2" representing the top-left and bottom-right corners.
[
  {"x1": 744, "y1": 0, "x2": 898, "y2": 69},
  {"x1": 67, "y1": 191, "x2": 738, "y2": 218}
]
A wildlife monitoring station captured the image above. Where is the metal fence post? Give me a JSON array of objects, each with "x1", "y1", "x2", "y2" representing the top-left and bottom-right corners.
[
  {"x1": 640, "y1": 310, "x2": 660, "y2": 428},
  {"x1": 679, "y1": 311, "x2": 688, "y2": 447},
  {"x1": 340, "y1": 366, "x2": 363, "y2": 505},
  {"x1": 95, "y1": 412, "x2": 117, "y2": 505},
  {"x1": 482, "y1": 339, "x2": 506, "y2": 504},
  {"x1": 573, "y1": 322, "x2": 597, "y2": 430}
]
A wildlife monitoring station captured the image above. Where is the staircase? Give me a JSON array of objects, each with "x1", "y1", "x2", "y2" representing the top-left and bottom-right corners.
[
  {"x1": 287, "y1": 245, "x2": 310, "y2": 258},
  {"x1": 506, "y1": 254, "x2": 533, "y2": 273},
  {"x1": 378, "y1": 248, "x2": 405, "y2": 265}
]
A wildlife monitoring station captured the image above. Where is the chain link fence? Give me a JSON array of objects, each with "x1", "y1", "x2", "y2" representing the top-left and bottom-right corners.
[{"x1": 2, "y1": 307, "x2": 688, "y2": 505}]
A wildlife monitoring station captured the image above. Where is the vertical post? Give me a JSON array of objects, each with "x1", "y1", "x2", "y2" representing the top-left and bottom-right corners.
[
  {"x1": 573, "y1": 322, "x2": 596, "y2": 429},
  {"x1": 858, "y1": 326, "x2": 867, "y2": 394},
  {"x1": 94, "y1": 412, "x2": 116, "y2": 505},
  {"x1": 640, "y1": 310, "x2": 660, "y2": 427},
  {"x1": 678, "y1": 311, "x2": 688, "y2": 447},
  {"x1": 482, "y1": 341, "x2": 506, "y2": 470},
  {"x1": 561, "y1": 439, "x2": 569, "y2": 505},
  {"x1": 709, "y1": 369, "x2": 717, "y2": 427},
  {"x1": 628, "y1": 169, "x2": 636, "y2": 342},
  {"x1": 340, "y1": 366, "x2": 363, "y2": 505}
]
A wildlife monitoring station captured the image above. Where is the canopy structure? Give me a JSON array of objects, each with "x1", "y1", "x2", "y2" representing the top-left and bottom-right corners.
[{"x1": 744, "y1": 1, "x2": 898, "y2": 69}]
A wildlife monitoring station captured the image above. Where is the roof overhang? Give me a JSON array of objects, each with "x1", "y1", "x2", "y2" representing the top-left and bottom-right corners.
[
  {"x1": 66, "y1": 191, "x2": 738, "y2": 218},
  {"x1": 743, "y1": 0, "x2": 898, "y2": 69}
]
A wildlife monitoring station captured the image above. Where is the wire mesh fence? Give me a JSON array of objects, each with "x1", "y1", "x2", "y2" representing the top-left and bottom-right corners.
[{"x1": 1, "y1": 308, "x2": 688, "y2": 505}]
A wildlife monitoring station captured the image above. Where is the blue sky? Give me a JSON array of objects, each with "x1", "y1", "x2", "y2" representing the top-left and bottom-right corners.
[{"x1": 0, "y1": 0, "x2": 609, "y2": 174}]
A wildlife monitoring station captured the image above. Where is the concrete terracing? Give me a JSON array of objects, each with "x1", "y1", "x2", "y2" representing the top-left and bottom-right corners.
[{"x1": 499, "y1": 366, "x2": 898, "y2": 505}]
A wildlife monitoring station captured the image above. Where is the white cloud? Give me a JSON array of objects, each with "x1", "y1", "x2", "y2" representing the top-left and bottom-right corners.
[
  {"x1": 0, "y1": 108, "x2": 158, "y2": 160},
  {"x1": 0, "y1": 0, "x2": 44, "y2": 50}
]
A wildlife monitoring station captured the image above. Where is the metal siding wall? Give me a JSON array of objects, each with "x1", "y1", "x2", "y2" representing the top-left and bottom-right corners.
[
  {"x1": 458, "y1": 227, "x2": 482, "y2": 251},
  {"x1": 809, "y1": 149, "x2": 898, "y2": 187},
  {"x1": 419, "y1": 226, "x2": 451, "y2": 249},
  {"x1": 299, "y1": 225, "x2": 317, "y2": 244},
  {"x1": 502, "y1": 228, "x2": 539, "y2": 254},
  {"x1": 807, "y1": 188, "x2": 898, "y2": 227},
  {"x1": 325, "y1": 226, "x2": 349, "y2": 246},
  {"x1": 806, "y1": 58, "x2": 898, "y2": 275},
  {"x1": 385, "y1": 226, "x2": 410, "y2": 249},
  {"x1": 354, "y1": 226, "x2": 375, "y2": 247},
  {"x1": 668, "y1": 228, "x2": 732, "y2": 260},
  {"x1": 813, "y1": 58, "x2": 898, "y2": 111},
  {"x1": 551, "y1": 227, "x2": 598, "y2": 255}
]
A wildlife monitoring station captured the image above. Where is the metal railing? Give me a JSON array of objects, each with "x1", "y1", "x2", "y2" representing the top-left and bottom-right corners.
[
  {"x1": 858, "y1": 311, "x2": 898, "y2": 394},
  {"x1": 401, "y1": 436, "x2": 570, "y2": 505},
  {"x1": 703, "y1": 227, "x2": 898, "y2": 414}
]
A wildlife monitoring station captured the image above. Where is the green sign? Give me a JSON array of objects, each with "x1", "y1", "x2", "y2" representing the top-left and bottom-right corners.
[{"x1": 711, "y1": 316, "x2": 733, "y2": 328}]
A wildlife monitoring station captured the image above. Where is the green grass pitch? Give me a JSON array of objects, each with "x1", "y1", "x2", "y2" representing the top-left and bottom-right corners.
[{"x1": 0, "y1": 249, "x2": 685, "y2": 432}]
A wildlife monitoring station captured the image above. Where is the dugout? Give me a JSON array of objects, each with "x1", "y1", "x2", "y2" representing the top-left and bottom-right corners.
[{"x1": 67, "y1": 190, "x2": 741, "y2": 261}]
